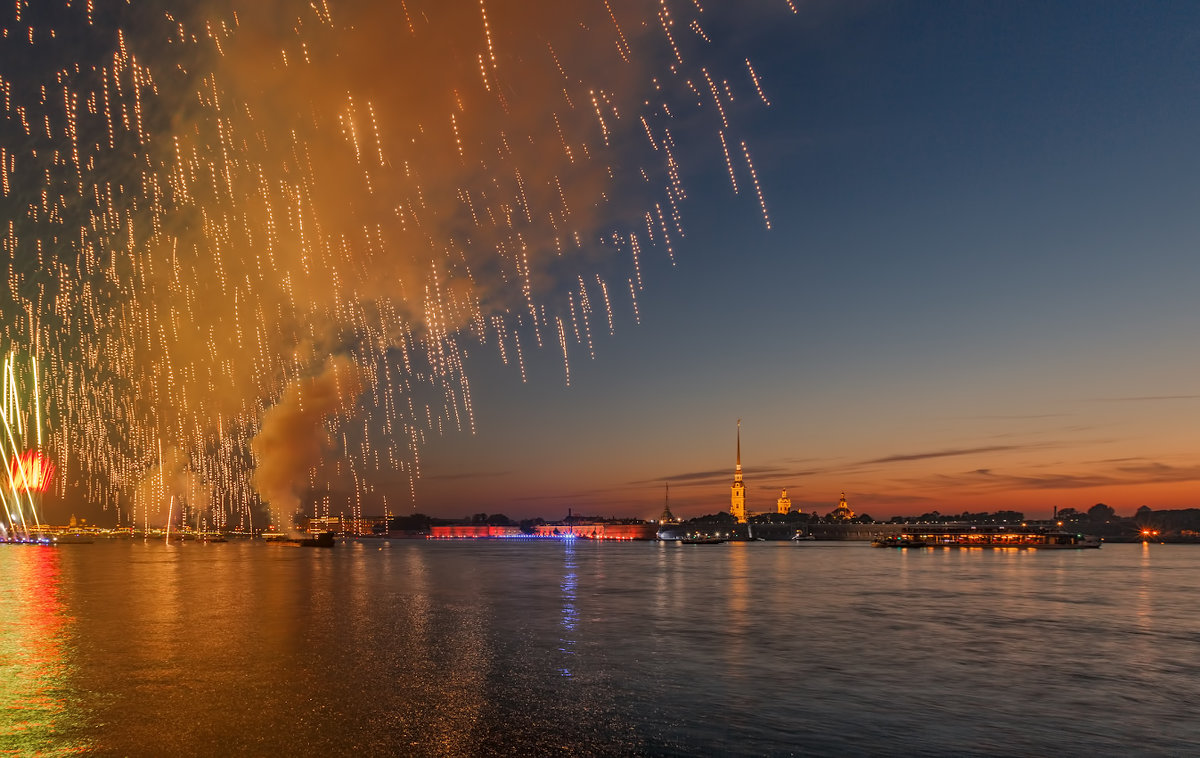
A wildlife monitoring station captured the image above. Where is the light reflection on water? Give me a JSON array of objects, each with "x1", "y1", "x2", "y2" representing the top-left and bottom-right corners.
[
  {"x1": 559, "y1": 539, "x2": 578, "y2": 678},
  {"x1": 5, "y1": 539, "x2": 1200, "y2": 756},
  {"x1": 0, "y1": 546, "x2": 87, "y2": 755}
]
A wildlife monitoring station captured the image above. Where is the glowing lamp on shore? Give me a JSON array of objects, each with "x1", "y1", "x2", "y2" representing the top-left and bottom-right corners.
[{"x1": 10, "y1": 450, "x2": 55, "y2": 493}]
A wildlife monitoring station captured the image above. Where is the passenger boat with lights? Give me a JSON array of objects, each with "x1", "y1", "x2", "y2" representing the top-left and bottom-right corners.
[
  {"x1": 679, "y1": 536, "x2": 725, "y2": 544},
  {"x1": 884, "y1": 526, "x2": 1100, "y2": 549},
  {"x1": 50, "y1": 534, "x2": 95, "y2": 544},
  {"x1": 871, "y1": 535, "x2": 926, "y2": 548},
  {"x1": 262, "y1": 530, "x2": 335, "y2": 547}
]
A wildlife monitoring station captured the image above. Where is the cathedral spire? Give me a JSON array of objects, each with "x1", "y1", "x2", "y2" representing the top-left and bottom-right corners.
[{"x1": 730, "y1": 419, "x2": 746, "y2": 523}]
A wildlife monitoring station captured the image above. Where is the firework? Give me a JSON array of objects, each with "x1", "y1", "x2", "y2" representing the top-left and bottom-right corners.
[
  {"x1": 0, "y1": 353, "x2": 51, "y2": 539},
  {"x1": 10, "y1": 449, "x2": 54, "y2": 494},
  {"x1": 0, "y1": 1, "x2": 788, "y2": 529}
]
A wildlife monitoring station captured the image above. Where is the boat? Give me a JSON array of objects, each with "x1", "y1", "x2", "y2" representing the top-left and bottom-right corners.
[
  {"x1": 871, "y1": 536, "x2": 926, "y2": 548},
  {"x1": 299, "y1": 531, "x2": 335, "y2": 547},
  {"x1": 263, "y1": 530, "x2": 335, "y2": 547},
  {"x1": 679, "y1": 535, "x2": 725, "y2": 545},
  {"x1": 1026, "y1": 532, "x2": 1101, "y2": 549},
  {"x1": 50, "y1": 534, "x2": 95, "y2": 544},
  {"x1": 791, "y1": 533, "x2": 817, "y2": 542},
  {"x1": 178, "y1": 531, "x2": 228, "y2": 543},
  {"x1": 883, "y1": 526, "x2": 1100, "y2": 549}
]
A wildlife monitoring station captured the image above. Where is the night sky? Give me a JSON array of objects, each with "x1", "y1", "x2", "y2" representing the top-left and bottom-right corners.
[
  {"x1": 417, "y1": 1, "x2": 1200, "y2": 521},
  {"x1": 4, "y1": 1, "x2": 1199, "y2": 527}
]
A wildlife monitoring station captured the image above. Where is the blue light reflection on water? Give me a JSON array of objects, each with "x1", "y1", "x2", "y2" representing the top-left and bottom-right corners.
[
  {"x1": 15, "y1": 539, "x2": 1200, "y2": 756},
  {"x1": 559, "y1": 540, "x2": 578, "y2": 678}
]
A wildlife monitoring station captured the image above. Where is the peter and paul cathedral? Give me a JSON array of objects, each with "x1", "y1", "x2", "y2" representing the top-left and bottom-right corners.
[{"x1": 730, "y1": 419, "x2": 746, "y2": 524}]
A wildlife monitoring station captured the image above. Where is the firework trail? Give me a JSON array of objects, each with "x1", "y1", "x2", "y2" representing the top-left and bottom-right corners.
[
  {"x1": 0, "y1": 352, "x2": 51, "y2": 538},
  {"x1": 0, "y1": 0, "x2": 787, "y2": 530}
]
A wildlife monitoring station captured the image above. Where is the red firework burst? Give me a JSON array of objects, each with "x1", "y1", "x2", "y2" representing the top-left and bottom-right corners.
[{"x1": 10, "y1": 450, "x2": 54, "y2": 493}]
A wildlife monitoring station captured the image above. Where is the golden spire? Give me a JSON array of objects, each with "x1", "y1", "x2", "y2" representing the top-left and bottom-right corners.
[{"x1": 730, "y1": 419, "x2": 746, "y2": 523}]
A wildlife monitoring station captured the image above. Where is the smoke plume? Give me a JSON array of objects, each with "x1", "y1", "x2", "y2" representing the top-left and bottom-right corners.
[{"x1": 252, "y1": 358, "x2": 364, "y2": 525}]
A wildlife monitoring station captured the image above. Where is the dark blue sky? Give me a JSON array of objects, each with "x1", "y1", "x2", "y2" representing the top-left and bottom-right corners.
[{"x1": 415, "y1": 1, "x2": 1200, "y2": 521}]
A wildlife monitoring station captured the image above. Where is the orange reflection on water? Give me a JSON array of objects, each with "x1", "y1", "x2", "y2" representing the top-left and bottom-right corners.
[
  {"x1": 725, "y1": 542, "x2": 749, "y2": 663},
  {"x1": 0, "y1": 545, "x2": 87, "y2": 754}
]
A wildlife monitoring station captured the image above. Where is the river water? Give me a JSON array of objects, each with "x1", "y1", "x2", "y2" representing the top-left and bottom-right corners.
[{"x1": 1, "y1": 539, "x2": 1197, "y2": 756}]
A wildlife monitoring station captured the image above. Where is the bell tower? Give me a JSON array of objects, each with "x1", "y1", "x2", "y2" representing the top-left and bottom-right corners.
[
  {"x1": 777, "y1": 489, "x2": 792, "y2": 515},
  {"x1": 730, "y1": 420, "x2": 746, "y2": 523},
  {"x1": 831, "y1": 492, "x2": 855, "y2": 521}
]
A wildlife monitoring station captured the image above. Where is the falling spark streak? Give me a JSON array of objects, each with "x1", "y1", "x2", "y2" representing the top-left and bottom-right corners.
[
  {"x1": 718, "y1": 130, "x2": 738, "y2": 193},
  {"x1": 630, "y1": 233, "x2": 644, "y2": 288},
  {"x1": 576, "y1": 277, "x2": 595, "y2": 359},
  {"x1": 628, "y1": 278, "x2": 640, "y2": 325},
  {"x1": 745, "y1": 59, "x2": 771, "y2": 106},
  {"x1": 659, "y1": 1, "x2": 684, "y2": 65},
  {"x1": 479, "y1": 0, "x2": 497, "y2": 65},
  {"x1": 556, "y1": 316, "x2": 570, "y2": 386},
  {"x1": 702, "y1": 68, "x2": 727, "y2": 128},
  {"x1": 639, "y1": 115, "x2": 658, "y2": 151},
  {"x1": 742, "y1": 140, "x2": 771, "y2": 229},
  {"x1": 596, "y1": 275, "x2": 615, "y2": 336},
  {"x1": 603, "y1": 0, "x2": 633, "y2": 63}
]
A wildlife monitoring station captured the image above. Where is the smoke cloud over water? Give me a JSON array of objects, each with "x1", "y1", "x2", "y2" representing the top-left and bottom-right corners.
[
  {"x1": 0, "y1": 0, "x2": 787, "y2": 527},
  {"x1": 252, "y1": 358, "x2": 363, "y2": 529}
]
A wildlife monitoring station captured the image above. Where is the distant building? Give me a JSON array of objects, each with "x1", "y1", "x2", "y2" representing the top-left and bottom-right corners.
[
  {"x1": 730, "y1": 420, "x2": 747, "y2": 523},
  {"x1": 428, "y1": 521, "x2": 655, "y2": 540},
  {"x1": 532, "y1": 521, "x2": 656, "y2": 540},
  {"x1": 829, "y1": 492, "x2": 856, "y2": 521},
  {"x1": 305, "y1": 515, "x2": 342, "y2": 534},
  {"x1": 777, "y1": 489, "x2": 792, "y2": 515},
  {"x1": 431, "y1": 524, "x2": 522, "y2": 538}
]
